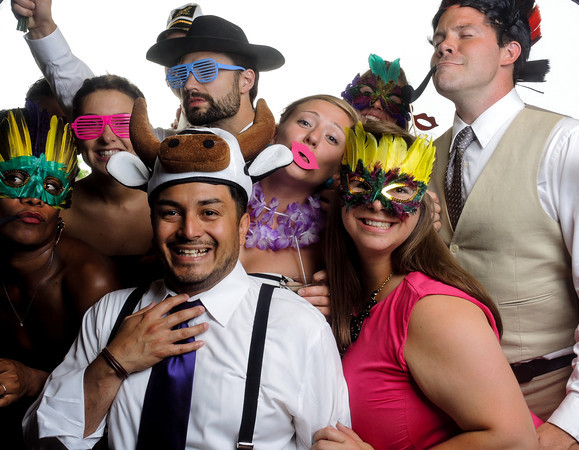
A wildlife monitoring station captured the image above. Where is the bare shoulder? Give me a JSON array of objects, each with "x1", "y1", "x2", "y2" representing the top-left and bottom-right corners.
[
  {"x1": 57, "y1": 235, "x2": 117, "y2": 270},
  {"x1": 56, "y1": 236, "x2": 121, "y2": 311},
  {"x1": 409, "y1": 294, "x2": 492, "y2": 340}
]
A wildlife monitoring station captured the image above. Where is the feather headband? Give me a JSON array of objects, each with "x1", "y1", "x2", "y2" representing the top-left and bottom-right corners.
[
  {"x1": 0, "y1": 103, "x2": 78, "y2": 208},
  {"x1": 342, "y1": 121, "x2": 435, "y2": 185}
]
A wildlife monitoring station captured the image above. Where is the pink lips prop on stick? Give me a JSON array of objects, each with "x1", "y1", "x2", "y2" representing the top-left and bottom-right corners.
[{"x1": 291, "y1": 141, "x2": 319, "y2": 170}]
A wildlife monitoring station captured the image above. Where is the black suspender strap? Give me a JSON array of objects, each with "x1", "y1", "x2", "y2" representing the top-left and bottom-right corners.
[
  {"x1": 95, "y1": 285, "x2": 149, "y2": 450},
  {"x1": 104, "y1": 282, "x2": 274, "y2": 449},
  {"x1": 107, "y1": 284, "x2": 149, "y2": 346},
  {"x1": 237, "y1": 283, "x2": 275, "y2": 450}
]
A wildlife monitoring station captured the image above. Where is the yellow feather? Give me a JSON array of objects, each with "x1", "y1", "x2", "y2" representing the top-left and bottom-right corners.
[
  {"x1": 6, "y1": 111, "x2": 32, "y2": 159},
  {"x1": 45, "y1": 115, "x2": 58, "y2": 162},
  {"x1": 45, "y1": 117, "x2": 78, "y2": 177},
  {"x1": 400, "y1": 135, "x2": 436, "y2": 183},
  {"x1": 365, "y1": 131, "x2": 379, "y2": 170},
  {"x1": 386, "y1": 136, "x2": 407, "y2": 171},
  {"x1": 342, "y1": 121, "x2": 435, "y2": 184}
]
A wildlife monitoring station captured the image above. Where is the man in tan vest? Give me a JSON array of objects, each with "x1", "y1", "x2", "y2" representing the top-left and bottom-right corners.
[{"x1": 429, "y1": 1, "x2": 579, "y2": 448}]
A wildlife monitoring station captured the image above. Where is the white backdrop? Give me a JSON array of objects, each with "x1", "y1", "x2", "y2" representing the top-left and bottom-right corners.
[{"x1": 1, "y1": 0, "x2": 578, "y2": 138}]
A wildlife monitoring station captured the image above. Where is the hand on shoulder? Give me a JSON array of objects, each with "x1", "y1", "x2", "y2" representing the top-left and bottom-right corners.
[
  {"x1": 537, "y1": 422, "x2": 579, "y2": 450},
  {"x1": 312, "y1": 423, "x2": 374, "y2": 449}
]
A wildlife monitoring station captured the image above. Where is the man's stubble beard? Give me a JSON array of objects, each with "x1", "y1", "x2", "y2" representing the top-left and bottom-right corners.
[
  {"x1": 184, "y1": 79, "x2": 241, "y2": 126},
  {"x1": 165, "y1": 237, "x2": 240, "y2": 296}
]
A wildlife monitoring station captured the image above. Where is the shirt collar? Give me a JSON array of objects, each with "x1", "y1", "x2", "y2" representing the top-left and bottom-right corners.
[
  {"x1": 162, "y1": 261, "x2": 251, "y2": 327},
  {"x1": 451, "y1": 89, "x2": 524, "y2": 152}
]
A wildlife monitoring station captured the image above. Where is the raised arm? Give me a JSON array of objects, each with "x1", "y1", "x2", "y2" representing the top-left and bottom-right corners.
[{"x1": 12, "y1": 0, "x2": 95, "y2": 117}]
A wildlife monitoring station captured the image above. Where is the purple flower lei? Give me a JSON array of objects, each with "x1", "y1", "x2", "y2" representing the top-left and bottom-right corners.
[{"x1": 245, "y1": 181, "x2": 325, "y2": 251}]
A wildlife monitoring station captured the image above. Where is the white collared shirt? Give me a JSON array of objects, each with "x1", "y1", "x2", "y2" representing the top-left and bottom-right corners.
[
  {"x1": 23, "y1": 262, "x2": 349, "y2": 449},
  {"x1": 449, "y1": 89, "x2": 579, "y2": 440}
]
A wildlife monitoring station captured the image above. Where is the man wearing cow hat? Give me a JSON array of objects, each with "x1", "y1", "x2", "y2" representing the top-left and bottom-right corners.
[{"x1": 23, "y1": 100, "x2": 349, "y2": 450}]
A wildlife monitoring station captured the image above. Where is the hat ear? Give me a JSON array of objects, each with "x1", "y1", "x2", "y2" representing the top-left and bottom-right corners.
[
  {"x1": 236, "y1": 99, "x2": 276, "y2": 161},
  {"x1": 106, "y1": 151, "x2": 151, "y2": 190},
  {"x1": 129, "y1": 98, "x2": 161, "y2": 169},
  {"x1": 246, "y1": 143, "x2": 293, "y2": 182}
]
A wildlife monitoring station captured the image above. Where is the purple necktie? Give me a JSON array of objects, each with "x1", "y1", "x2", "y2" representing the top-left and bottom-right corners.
[{"x1": 136, "y1": 299, "x2": 201, "y2": 450}]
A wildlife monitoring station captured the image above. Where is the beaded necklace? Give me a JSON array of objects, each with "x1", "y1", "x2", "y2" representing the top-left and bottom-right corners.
[
  {"x1": 245, "y1": 181, "x2": 325, "y2": 251},
  {"x1": 350, "y1": 272, "x2": 394, "y2": 343}
]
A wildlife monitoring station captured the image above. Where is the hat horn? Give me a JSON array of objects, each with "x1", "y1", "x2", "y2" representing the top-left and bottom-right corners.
[
  {"x1": 129, "y1": 98, "x2": 161, "y2": 168},
  {"x1": 236, "y1": 99, "x2": 276, "y2": 162}
]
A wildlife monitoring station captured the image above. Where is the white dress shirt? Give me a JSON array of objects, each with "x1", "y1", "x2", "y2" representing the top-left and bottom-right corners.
[
  {"x1": 23, "y1": 262, "x2": 349, "y2": 449},
  {"x1": 25, "y1": 27, "x2": 94, "y2": 118},
  {"x1": 448, "y1": 89, "x2": 579, "y2": 439}
]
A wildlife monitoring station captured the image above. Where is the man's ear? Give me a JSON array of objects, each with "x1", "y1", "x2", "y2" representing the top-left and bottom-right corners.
[
  {"x1": 239, "y1": 212, "x2": 250, "y2": 246},
  {"x1": 239, "y1": 69, "x2": 255, "y2": 95},
  {"x1": 500, "y1": 40, "x2": 522, "y2": 66}
]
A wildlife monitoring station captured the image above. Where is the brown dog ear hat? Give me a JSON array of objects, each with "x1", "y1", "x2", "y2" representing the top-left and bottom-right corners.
[
  {"x1": 127, "y1": 97, "x2": 277, "y2": 172},
  {"x1": 106, "y1": 98, "x2": 292, "y2": 201}
]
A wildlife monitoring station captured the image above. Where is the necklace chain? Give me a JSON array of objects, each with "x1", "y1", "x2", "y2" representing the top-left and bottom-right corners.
[
  {"x1": 1, "y1": 250, "x2": 55, "y2": 327},
  {"x1": 349, "y1": 272, "x2": 394, "y2": 345},
  {"x1": 370, "y1": 272, "x2": 394, "y2": 302}
]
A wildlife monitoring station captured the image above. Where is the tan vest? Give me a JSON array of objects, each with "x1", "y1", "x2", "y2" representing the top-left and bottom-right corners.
[{"x1": 431, "y1": 106, "x2": 579, "y2": 363}]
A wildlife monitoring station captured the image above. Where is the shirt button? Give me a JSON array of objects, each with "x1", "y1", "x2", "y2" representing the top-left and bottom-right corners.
[{"x1": 450, "y1": 244, "x2": 459, "y2": 254}]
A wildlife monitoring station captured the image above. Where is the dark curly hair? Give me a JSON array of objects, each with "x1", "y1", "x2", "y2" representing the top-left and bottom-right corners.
[{"x1": 432, "y1": 0, "x2": 548, "y2": 82}]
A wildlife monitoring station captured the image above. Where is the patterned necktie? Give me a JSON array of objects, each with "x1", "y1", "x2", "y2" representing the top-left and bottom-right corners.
[
  {"x1": 445, "y1": 126, "x2": 475, "y2": 229},
  {"x1": 136, "y1": 299, "x2": 202, "y2": 450}
]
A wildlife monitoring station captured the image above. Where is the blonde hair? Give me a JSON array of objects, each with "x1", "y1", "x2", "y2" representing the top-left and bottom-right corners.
[{"x1": 278, "y1": 94, "x2": 360, "y2": 130}]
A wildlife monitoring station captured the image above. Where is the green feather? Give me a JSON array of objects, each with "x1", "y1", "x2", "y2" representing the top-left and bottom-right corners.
[{"x1": 368, "y1": 54, "x2": 400, "y2": 84}]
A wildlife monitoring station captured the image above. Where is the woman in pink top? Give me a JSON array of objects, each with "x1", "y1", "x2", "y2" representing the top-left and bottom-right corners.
[{"x1": 313, "y1": 121, "x2": 538, "y2": 449}]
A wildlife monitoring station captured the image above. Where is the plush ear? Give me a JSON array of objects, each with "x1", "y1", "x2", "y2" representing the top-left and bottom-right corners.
[
  {"x1": 106, "y1": 151, "x2": 151, "y2": 190},
  {"x1": 236, "y1": 99, "x2": 276, "y2": 162},
  {"x1": 246, "y1": 143, "x2": 293, "y2": 182},
  {"x1": 129, "y1": 98, "x2": 161, "y2": 168}
]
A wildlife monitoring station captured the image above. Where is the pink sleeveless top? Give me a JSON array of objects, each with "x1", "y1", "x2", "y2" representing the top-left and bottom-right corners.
[{"x1": 342, "y1": 272, "x2": 499, "y2": 449}]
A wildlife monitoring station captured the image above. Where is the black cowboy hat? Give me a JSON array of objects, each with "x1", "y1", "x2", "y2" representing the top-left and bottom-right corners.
[{"x1": 146, "y1": 15, "x2": 285, "y2": 71}]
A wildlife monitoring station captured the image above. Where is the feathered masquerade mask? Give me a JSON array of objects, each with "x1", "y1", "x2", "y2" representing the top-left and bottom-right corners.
[
  {"x1": 342, "y1": 55, "x2": 411, "y2": 129},
  {"x1": 340, "y1": 122, "x2": 435, "y2": 220},
  {"x1": 0, "y1": 102, "x2": 78, "y2": 208}
]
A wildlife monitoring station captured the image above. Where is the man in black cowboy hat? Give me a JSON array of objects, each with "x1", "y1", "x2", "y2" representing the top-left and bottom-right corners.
[
  {"x1": 146, "y1": 14, "x2": 284, "y2": 136},
  {"x1": 14, "y1": 1, "x2": 283, "y2": 137},
  {"x1": 428, "y1": 1, "x2": 579, "y2": 447}
]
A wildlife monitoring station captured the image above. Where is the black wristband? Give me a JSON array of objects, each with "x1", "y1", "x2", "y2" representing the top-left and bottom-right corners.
[{"x1": 101, "y1": 347, "x2": 129, "y2": 379}]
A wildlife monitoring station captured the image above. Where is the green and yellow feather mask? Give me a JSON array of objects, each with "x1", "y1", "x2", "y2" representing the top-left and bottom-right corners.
[
  {"x1": 0, "y1": 102, "x2": 78, "y2": 208},
  {"x1": 340, "y1": 121, "x2": 435, "y2": 220}
]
